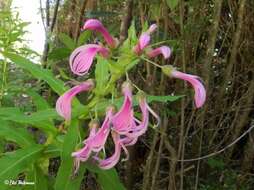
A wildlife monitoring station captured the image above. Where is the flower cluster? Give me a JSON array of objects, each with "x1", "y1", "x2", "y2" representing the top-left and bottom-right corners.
[{"x1": 55, "y1": 19, "x2": 206, "y2": 170}]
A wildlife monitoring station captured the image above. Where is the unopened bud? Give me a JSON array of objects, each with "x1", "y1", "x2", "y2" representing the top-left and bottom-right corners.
[
  {"x1": 161, "y1": 65, "x2": 174, "y2": 77},
  {"x1": 121, "y1": 81, "x2": 133, "y2": 93},
  {"x1": 88, "y1": 120, "x2": 100, "y2": 130}
]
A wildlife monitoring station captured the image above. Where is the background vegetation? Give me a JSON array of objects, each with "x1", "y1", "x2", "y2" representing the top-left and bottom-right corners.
[{"x1": 0, "y1": 0, "x2": 253, "y2": 189}]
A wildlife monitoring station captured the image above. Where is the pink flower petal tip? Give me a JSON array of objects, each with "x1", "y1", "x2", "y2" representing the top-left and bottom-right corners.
[
  {"x1": 171, "y1": 70, "x2": 206, "y2": 108},
  {"x1": 55, "y1": 80, "x2": 94, "y2": 120},
  {"x1": 147, "y1": 46, "x2": 171, "y2": 59},
  {"x1": 69, "y1": 44, "x2": 109, "y2": 76},
  {"x1": 83, "y1": 19, "x2": 116, "y2": 48},
  {"x1": 133, "y1": 23, "x2": 157, "y2": 55}
]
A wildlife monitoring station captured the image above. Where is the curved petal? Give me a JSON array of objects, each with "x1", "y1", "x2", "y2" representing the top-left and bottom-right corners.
[
  {"x1": 111, "y1": 82, "x2": 134, "y2": 134},
  {"x1": 147, "y1": 46, "x2": 171, "y2": 59},
  {"x1": 55, "y1": 80, "x2": 94, "y2": 120},
  {"x1": 71, "y1": 144, "x2": 92, "y2": 162},
  {"x1": 89, "y1": 107, "x2": 114, "y2": 152},
  {"x1": 71, "y1": 121, "x2": 99, "y2": 161},
  {"x1": 171, "y1": 70, "x2": 206, "y2": 108},
  {"x1": 147, "y1": 24, "x2": 157, "y2": 34},
  {"x1": 69, "y1": 44, "x2": 109, "y2": 76},
  {"x1": 97, "y1": 132, "x2": 122, "y2": 169},
  {"x1": 83, "y1": 19, "x2": 116, "y2": 48},
  {"x1": 125, "y1": 98, "x2": 149, "y2": 138},
  {"x1": 133, "y1": 33, "x2": 150, "y2": 55},
  {"x1": 133, "y1": 24, "x2": 157, "y2": 55}
]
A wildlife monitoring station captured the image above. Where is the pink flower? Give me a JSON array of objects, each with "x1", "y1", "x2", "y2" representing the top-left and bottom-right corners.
[
  {"x1": 72, "y1": 107, "x2": 114, "y2": 161},
  {"x1": 147, "y1": 46, "x2": 171, "y2": 59},
  {"x1": 69, "y1": 44, "x2": 109, "y2": 76},
  {"x1": 55, "y1": 80, "x2": 94, "y2": 120},
  {"x1": 85, "y1": 106, "x2": 115, "y2": 152},
  {"x1": 71, "y1": 121, "x2": 99, "y2": 162},
  {"x1": 83, "y1": 19, "x2": 116, "y2": 48},
  {"x1": 96, "y1": 131, "x2": 129, "y2": 170},
  {"x1": 147, "y1": 24, "x2": 157, "y2": 34},
  {"x1": 111, "y1": 82, "x2": 134, "y2": 135},
  {"x1": 125, "y1": 95, "x2": 160, "y2": 138},
  {"x1": 169, "y1": 68, "x2": 206, "y2": 108},
  {"x1": 133, "y1": 24, "x2": 157, "y2": 55}
]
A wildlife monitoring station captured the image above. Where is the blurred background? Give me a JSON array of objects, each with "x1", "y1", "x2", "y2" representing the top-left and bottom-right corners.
[{"x1": 0, "y1": 0, "x2": 253, "y2": 189}]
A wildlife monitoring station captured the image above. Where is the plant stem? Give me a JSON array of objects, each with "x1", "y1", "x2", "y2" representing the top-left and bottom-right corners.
[{"x1": 0, "y1": 58, "x2": 8, "y2": 106}]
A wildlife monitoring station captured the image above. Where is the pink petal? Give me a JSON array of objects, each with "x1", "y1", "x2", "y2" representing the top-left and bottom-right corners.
[
  {"x1": 147, "y1": 24, "x2": 157, "y2": 34},
  {"x1": 55, "y1": 80, "x2": 94, "y2": 120},
  {"x1": 71, "y1": 121, "x2": 99, "y2": 161},
  {"x1": 147, "y1": 46, "x2": 171, "y2": 59},
  {"x1": 69, "y1": 44, "x2": 109, "y2": 76},
  {"x1": 111, "y1": 82, "x2": 134, "y2": 134},
  {"x1": 125, "y1": 98, "x2": 149, "y2": 138},
  {"x1": 83, "y1": 19, "x2": 116, "y2": 48},
  {"x1": 97, "y1": 132, "x2": 122, "y2": 169},
  {"x1": 171, "y1": 70, "x2": 206, "y2": 108},
  {"x1": 133, "y1": 24, "x2": 157, "y2": 55},
  {"x1": 88, "y1": 107, "x2": 114, "y2": 152},
  {"x1": 71, "y1": 145, "x2": 92, "y2": 162},
  {"x1": 133, "y1": 33, "x2": 150, "y2": 55}
]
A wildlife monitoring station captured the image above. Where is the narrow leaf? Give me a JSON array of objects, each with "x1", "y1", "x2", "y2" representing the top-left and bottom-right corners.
[
  {"x1": 4, "y1": 52, "x2": 67, "y2": 95},
  {"x1": 0, "y1": 120, "x2": 35, "y2": 147},
  {"x1": 94, "y1": 56, "x2": 110, "y2": 95},
  {"x1": 59, "y1": 33, "x2": 75, "y2": 50},
  {"x1": 54, "y1": 119, "x2": 80, "y2": 190},
  {"x1": 0, "y1": 145, "x2": 44, "y2": 189}
]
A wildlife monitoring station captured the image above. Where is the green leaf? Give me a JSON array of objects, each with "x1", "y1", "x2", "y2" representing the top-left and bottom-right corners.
[
  {"x1": 4, "y1": 52, "x2": 67, "y2": 95},
  {"x1": 0, "y1": 120, "x2": 35, "y2": 147},
  {"x1": 94, "y1": 56, "x2": 110, "y2": 95},
  {"x1": 77, "y1": 30, "x2": 91, "y2": 46},
  {"x1": 26, "y1": 89, "x2": 50, "y2": 110},
  {"x1": 0, "y1": 145, "x2": 44, "y2": 189},
  {"x1": 59, "y1": 33, "x2": 75, "y2": 50},
  {"x1": 85, "y1": 164, "x2": 125, "y2": 190},
  {"x1": 26, "y1": 164, "x2": 48, "y2": 190},
  {"x1": 97, "y1": 169, "x2": 126, "y2": 190},
  {"x1": 166, "y1": 0, "x2": 179, "y2": 10},
  {"x1": 48, "y1": 47, "x2": 71, "y2": 61},
  {"x1": 121, "y1": 21, "x2": 137, "y2": 52},
  {"x1": 146, "y1": 95, "x2": 183, "y2": 103},
  {"x1": 96, "y1": 95, "x2": 183, "y2": 112},
  {"x1": 54, "y1": 119, "x2": 81, "y2": 190},
  {"x1": 0, "y1": 108, "x2": 58, "y2": 134}
]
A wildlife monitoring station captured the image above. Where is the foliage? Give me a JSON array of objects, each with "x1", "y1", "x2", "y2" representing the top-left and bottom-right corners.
[{"x1": 1, "y1": 0, "x2": 254, "y2": 190}]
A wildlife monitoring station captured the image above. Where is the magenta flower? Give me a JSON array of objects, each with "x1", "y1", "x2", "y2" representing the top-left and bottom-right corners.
[
  {"x1": 147, "y1": 24, "x2": 157, "y2": 34},
  {"x1": 56, "y1": 80, "x2": 94, "y2": 120},
  {"x1": 147, "y1": 46, "x2": 171, "y2": 59},
  {"x1": 133, "y1": 33, "x2": 151, "y2": 55},
  {"x1": 72, "y1": 107, "x2": 114, "y2": 161},
  {"x1": 162, "y1": 66, "x2": 206, "y2": 108},
  {"x1": 83, "y1": 19, "x2": 116, "y2": 48},
  {"x1": 85, "y1": 106, "x2": 114, "y2": 152},
  {"x1": 111, "y1": 82, "x2": 134, "y2": 135},
  {"x1": 96, "y1": 131, "x2": 129, "y2": 170},
  {"x1": 133, "y1": 24, "x2": 157, "y2": 55},
  {"x1": 126, "y1": 95, "x2": 161, "y2": 138},
  {"x1": 71, "y1": 122, "x2": 98, "y2": 162},
  {"x1": 69, "y1": 44, "x2": 109, "y2": 76}
]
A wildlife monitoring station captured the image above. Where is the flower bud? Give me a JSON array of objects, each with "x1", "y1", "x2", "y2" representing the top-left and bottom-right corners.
[{"x1": 161, "y1": 65, "x2": 174, "y2": 77}]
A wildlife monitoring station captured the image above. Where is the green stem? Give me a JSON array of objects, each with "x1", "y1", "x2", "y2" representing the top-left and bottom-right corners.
[
  {"x1": 0, "y1": 58, "x2": 8, "y2": 106},
  {"x1": 141, "y1": 57, "x2": 163, "y2": 68}
]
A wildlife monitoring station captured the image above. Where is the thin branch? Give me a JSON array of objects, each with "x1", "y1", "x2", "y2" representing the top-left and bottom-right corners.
[
  {"x1": 50, "y1": 0, "x2": 60, "y2": 32},
  {"x1": 166, "y1": 124, "x2": 254, "y2": 162}
]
